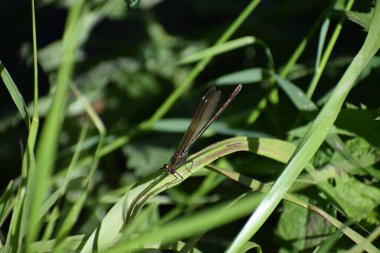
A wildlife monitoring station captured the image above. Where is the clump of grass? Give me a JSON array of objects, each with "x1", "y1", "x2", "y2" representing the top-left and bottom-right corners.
[{"x1": 1, "y1": 0, "x2": 380, "y2": 252}]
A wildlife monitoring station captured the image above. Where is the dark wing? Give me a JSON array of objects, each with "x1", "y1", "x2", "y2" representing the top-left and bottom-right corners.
[{"x1": 175, "y1": 87, "x2": 221, "y2": 155}]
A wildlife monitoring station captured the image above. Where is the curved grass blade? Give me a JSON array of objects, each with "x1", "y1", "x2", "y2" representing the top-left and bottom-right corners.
[
  {"x1": 80, "y1": 136, "x2": 292, "y2": 252},
  {"x1": 207, "y1": 164, "x2": 379, "y2": 253}
]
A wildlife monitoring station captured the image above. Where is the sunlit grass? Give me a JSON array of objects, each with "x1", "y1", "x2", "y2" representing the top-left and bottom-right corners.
[{"x1": 1, "y1": 0, "x2": 380, "y2": 252}]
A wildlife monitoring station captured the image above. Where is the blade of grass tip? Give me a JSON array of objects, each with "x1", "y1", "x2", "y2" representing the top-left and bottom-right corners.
[
  {"x1": 31, "y1": 0, "x2": 39, "y2": 122},
  {"x1": 271, "y1": 72, "x2": 318, "y2": 111},
  {"x1": 0, "y1": 61, "x2": 30, "y2": 128},
  {"x1": 315, "y1": 18, "x2": 330, "y2": 73},
  {"x1": 246, "y1": 5, "x2": 327, "y2": 124},
  {"x1": 226, "y1": 2, "x2": 380, "y2": 252},
  {"x1": 287, "y1": 0, "x2": 355, "y2": 141},
  {"x1": 279, "y1": 1, "x2": 349, "y2": 89},
  {"x1": 24, "y1": 0, "x2": 86, "y2": 251},
  {"x1": 270, "y1": 0, "x2": 353, "y2": 119},
  {"x1": 140, "y1": 0, "x2": 262, "y2": 130},
  {"x1": 307, "y1": 0, "x2": 355, "y2": 98},
  {"x1": 69, "y1": 82, "x2": 106, "y2": 187}
]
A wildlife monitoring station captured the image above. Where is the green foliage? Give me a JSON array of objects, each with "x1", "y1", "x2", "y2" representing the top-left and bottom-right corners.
[
  {"x1": 320, "y1": 173, "x2": 380, "y2": 223},
  {"x1": 276, "y1": 197, "x2": 335, "y2": 252},
  {"x1": 1, "y1": 0, "x2": 380, "y2": 252}
]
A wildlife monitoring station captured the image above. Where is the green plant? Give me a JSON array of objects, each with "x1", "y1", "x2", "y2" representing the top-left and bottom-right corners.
[{"x1": 1, "y1": 0, "x2": 380, "y2": 252}]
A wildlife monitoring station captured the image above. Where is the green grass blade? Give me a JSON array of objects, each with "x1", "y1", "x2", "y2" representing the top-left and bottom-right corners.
[
  {"x1": 214, "y1": 68, "x2": 264, "y2": 85},
  {"x1": 80, "y1": 136, "x2": 292, "y2": 252},
  {"x1": 53, "y1": 84, "x2": 106, "y2": 253},
  {"x1": 271, "y1": 73, "x2": 317, "y2": 111},
  {"x1": 226, "y1": 1, "x2": 380, "y2": 252},
  {"x1": 0, "y1": 180, "x2": 16, "y2": 227},
  {"x1": 315, "y1": 18, "x2": 330, "y2": 69},
  {"x1": 0, "y1": 61, "x2": 30, "y2": 128},
  {"x1": 29, "y1": 235, "x2": 85, "y2": 252},
  {"x1": 178, "y1": 36, "x2": 256, "y2": 65},
  {"x1": 23, "y1": 0, "x2": 86, "y2": 250},
  {"x1": 41, "y1": 123, "x2": 88, "y2": 243},
  {"x1": 105, "y1": 194, "x2": 263, "y2": 253},
  {"x1": 306, "y1": 0, "x2": 355, "y2": 98},
  {"x1": 5, "y1": 1, "x2": 40, "y2": 252},
  {"x1": 272, "y1": 71, "x2": 365, "y2": 169},
  {"x1": 209, "y1": 165, "x2": 379, "y2": 252}
]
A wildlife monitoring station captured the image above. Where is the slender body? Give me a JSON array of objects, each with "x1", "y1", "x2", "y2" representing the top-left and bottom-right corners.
[{"x1": 162, "y1": 84, "x2": 242, "y2": 175}]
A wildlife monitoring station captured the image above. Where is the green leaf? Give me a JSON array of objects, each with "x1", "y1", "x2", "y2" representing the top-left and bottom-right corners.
[
  {"x1": 336, "y1": 108, "x2": 380, "y2": 147},
  {"x1": 319, "y1": 174, "x2": 380, "y2": 224},
  {"x1": 214, "y1": 68, "x2": 264, "y2": 85},
  {"x1": 276, "y1": 197, "x2": 335, "y2": 251},
  {"x1": 345, "y1": 9, "x2": 374, "y2": 31},
  {"x1": 331, "y1": 137, "x2": 380, "y2": 170},
  {"x1": 178, "y1": 36, "x2": 256, "y2": 65},
  {"x1": 123, "y1": 144, "x2": 172, "y2": 177},
  {"x1": 153, "y1": 119, "x2": 271, "y2": 138},
  {"x1": 271, "y1": 73, "x2": 317, "y2": 111}
]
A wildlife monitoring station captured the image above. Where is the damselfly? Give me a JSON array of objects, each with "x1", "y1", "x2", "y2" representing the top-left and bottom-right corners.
[{"x1": 162, "y1": 84, "x2": 242, "y2": 178}]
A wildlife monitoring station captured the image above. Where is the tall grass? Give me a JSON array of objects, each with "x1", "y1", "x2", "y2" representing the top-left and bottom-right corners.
[{"x1": 1, "y1": 0, "x2": 380, "y2": 252}]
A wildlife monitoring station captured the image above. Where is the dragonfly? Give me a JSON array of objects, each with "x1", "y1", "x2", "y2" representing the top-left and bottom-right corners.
[{"x1": 162, "y1": 84, "x2": 242, "y2": 179}]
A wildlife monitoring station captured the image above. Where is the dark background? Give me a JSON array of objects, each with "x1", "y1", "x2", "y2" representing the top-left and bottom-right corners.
[{"x1": 0, "y1": 0, "x2": 378, "y2": 251}]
